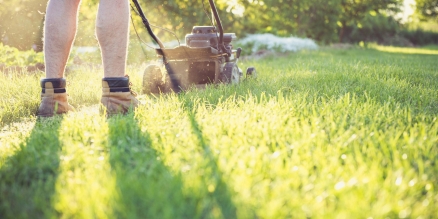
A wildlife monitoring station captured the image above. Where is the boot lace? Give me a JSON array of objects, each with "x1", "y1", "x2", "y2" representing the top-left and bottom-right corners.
[
  {"x1": 125, "y1": 75, "x2": 137, "y2": 97},
  {"x1": 129, "y1": 81, "x2": 138, "y2": 97}
]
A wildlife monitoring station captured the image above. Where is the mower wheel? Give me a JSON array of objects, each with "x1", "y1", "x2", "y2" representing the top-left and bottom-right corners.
[
  {"x1": 220, "y1": 62, "x2": 240, "y2": 84},
  {"x1": 246, "y1": 67, "x2": 257, "y2": 79},
  {"x1": 142, "y1": 64, "x2": 167, "y2": 94}
]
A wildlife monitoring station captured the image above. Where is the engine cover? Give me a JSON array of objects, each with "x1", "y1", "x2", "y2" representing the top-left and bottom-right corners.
[{"x1": 185, "y1": 26, "x2": 236, "y2": 49}]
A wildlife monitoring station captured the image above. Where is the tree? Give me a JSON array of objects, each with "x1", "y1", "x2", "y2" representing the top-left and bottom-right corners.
[
  {"x1": 338, "y1": 0, "x2": 403, "y2": 42},
  {"x1": 239, "y1": 0, "x2": 403, "y2": 43},
  {"x1": 416, "y1": 0, "x2": 438, "y2": 20},
  {"x1": 0, "y1": 0, "x2": 409, "y2": 49},
  {"x1": 238, "y1": 0, "x2": 342, "y2": 43}
]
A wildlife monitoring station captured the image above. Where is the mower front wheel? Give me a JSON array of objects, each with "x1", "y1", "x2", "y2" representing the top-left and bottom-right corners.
[
  {"x1": 220, "y1": 62, "x2": 240, "y2": 84},
  {"x1": 142, "y1": 64, "x2": 168, "y2": 94}
]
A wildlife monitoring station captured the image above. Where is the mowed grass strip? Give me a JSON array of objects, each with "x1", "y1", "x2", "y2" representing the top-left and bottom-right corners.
[{"x1": 0, "y1": 47, "x2": 437, "y2": 218}]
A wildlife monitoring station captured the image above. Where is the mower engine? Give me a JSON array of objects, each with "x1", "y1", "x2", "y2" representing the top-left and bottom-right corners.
[
  {"x1": 186, "y1": 26, "x2": 235, "y2": 53},
  {"x1": 137, "y1": 0, "x2": 256, "y2": 94}
]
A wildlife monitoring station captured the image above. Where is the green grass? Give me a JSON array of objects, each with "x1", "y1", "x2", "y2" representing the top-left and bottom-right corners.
[
  {"x1": 370, "y1": 44, "x2": 438, "y2": 55},
  {"x1": 0, "y1": 47, "x2": 437, "y2": 218}
]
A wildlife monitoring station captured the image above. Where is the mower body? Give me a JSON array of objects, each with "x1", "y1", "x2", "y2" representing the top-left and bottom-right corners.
[
  {"x1": 135, "y1": 0, "x2": 256, "y2": 94},
  {"x1": 144, "y1": 26, "x2": 242, "y2": 93}
]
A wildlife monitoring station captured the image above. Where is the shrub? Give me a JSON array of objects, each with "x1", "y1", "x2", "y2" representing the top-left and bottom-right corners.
[
  {"x1": 399, "y1": 29, "x2": 438, "y2": 46},
  {"x1": 0, "y1": 43, "x2": 44, "y2": 67},
  {"x1": 235, "y1": 34, "x2": 319, "y2": 56}
]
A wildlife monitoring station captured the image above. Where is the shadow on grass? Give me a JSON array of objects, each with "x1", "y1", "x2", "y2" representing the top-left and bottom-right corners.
[
  {"x1": 172, "y1": 95, "x2": 237, "y2": 218},
  {"x1": 107, "y1": 113, "x2": 198, "y2": 219},
  {"x1": 179, "y1": 97, "x2": 238, "y2": 219},
  {"x1": 107, "y1": 109, "x2": 238, "y2": 219},
  {"x1": 0, "y1": 118, "x2": 63, "y2": 219}
]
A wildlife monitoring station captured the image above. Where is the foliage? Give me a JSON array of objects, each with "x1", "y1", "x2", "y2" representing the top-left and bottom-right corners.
[
  {"x1": 239, "y1": 0, "x2": 342, "y2": 43},
  {"x1": 74, "y1": 0, "x2": 99, "y2": 47},
  {"x1": 415, "y1": 20, "x2": 438, "y2": 32},
  {"x1": 0, "y1": 43, "x2": 44, "y2": 67},
  {"x1": 338, "y1": 0, "x2": 403, "y2": 42},
  {"x1": 1, "y1": 47, "x2": 438, "y2": 218},
  {"x1": 0, "y1": 0, "x2": 410, "y2": 49},
  {"x1": 236, "y1": 0, "x2": 404, "y2": 43},
  {"x1": 341, "y1": 14, "x2": 407, "y2": 45},
  {"x1": 0, "y1": 0, "x2": 435, "y2": 50},
  {"x1": 74, "y1": 0, "x2": 232, "y2": 45},
  {"x1": 416, "y1": 0, "x2": 438, "y2": 20},
  {"x1": 399, "y1": 28, "x2": 438, "y2": 45}
]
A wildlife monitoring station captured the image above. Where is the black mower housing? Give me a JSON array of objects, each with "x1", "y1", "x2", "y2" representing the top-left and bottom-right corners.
[
  {"x1": 134, "y1": 0, "x2": 254, "y2": 93},
  {"x1": 153, "y1": 26, "x2": 240, "y2": 90},
  {"x1": 186, "y1": 26, "x2": 236, "y2": 51}
]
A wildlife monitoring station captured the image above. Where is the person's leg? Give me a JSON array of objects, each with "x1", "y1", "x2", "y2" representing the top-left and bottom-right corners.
[
  {"x1": 97, "y1": 0, "x2": 138, "y2": 116},
  {"x1": 45, "y1": 0, "x2": 82, "y2": 79},
  {"x1": 38, "y1": 0, "x2": 80, "y2": 117},
  {"x1": 96, "y1": 0, "x2": 129, "y2": 77}
]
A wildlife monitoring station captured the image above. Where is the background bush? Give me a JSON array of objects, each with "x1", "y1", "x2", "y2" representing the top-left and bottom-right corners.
[
  {"x1": 0, "y1": 0, "x2": 437, "y2": 51},
  {"x1": 399, "y1": 29, "x2": 438, "y2": 45}
]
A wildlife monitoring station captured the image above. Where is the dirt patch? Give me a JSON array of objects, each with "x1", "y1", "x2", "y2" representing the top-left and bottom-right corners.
[{"x1": 0, "y1": 63, "x2": 45, "y2": 74}]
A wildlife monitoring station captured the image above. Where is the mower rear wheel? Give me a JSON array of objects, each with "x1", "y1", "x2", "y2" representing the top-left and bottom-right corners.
[
  {"x1": 246, "y1": 67, "x2": 257, "y2": 79},
  {"x1": 220, "y1": 62, "x2": 240, "y2": 84},
  {"x1": 142, "y1": 64, "x2": 167, "y2": 94}
]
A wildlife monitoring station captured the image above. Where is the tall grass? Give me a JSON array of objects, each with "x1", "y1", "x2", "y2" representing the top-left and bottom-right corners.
[{"x1": 0, "y1": 47, "x2": 437, "y2": 218}]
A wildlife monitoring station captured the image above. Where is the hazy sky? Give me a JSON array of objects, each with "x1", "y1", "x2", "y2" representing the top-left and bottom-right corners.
[{"x1": 402, "y1": 0, "x2": 415, "y2": 22}]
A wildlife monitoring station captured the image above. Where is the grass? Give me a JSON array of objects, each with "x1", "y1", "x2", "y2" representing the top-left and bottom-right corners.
[
  {"x1": 369, "y1": 44, "x2": 438, "y2": 55},
  {"x1": 0, "y1": 47, "x2": 437, "y2": 218}
]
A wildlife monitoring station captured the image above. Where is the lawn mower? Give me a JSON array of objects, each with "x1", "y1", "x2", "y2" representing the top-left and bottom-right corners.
[{"x1": 131, "y1": 0, "x2": 256, "y2": 94}]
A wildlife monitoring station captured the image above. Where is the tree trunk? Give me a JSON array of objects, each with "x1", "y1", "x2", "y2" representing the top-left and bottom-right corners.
[{"x1": 339, "y1": 22, "x2": 346, "y2": 43}]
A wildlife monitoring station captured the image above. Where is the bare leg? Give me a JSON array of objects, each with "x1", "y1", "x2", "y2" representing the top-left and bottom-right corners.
[
  {"x1": 96, "y1": 0, "x2": 130, "y2": 78},
  {"x1": 44, "y1": 0, "x2": 82, "y2": 79},
  {"x1": 38, "y1": 0, "x2": 79, "y2": 116}
]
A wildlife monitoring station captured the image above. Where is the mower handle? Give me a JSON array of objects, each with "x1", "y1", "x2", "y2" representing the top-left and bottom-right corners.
[
  {"x1": 131, "y1": 0, "x2": 165, "y2": 49},
  {"x1": 208, "y1": 0, "x2": 226, "y2": 53},
  {"x1": 132, "y1": 0, "x2": 228, "y2": 55}
]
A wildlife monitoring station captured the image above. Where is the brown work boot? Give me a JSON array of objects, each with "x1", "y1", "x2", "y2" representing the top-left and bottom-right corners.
[
  {"x1": 37, "y1": 78, "x2": 75, "y2": 117},
  {"x1": 101, "y1": 75, "x2": 139, "y2": 116}
]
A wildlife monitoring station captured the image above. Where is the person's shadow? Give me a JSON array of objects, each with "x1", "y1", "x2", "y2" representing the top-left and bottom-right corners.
[
  {"x1": 180, "y1": 97, "x2": 238, "y2": 219},
  {"x1": 107, "y1": 108, "x2": 238, "y2": 219},
  {"x1": 0, "y1": 110, "x2": 239, "y2": 219},
  {"x1": 107, "y1": 112, "x2": 198, "y2": 218},
  {"x1": 0, "y1": 118, "x2": 63, "y2": 218}
]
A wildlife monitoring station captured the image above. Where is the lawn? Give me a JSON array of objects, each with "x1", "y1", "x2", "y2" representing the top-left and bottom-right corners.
[{"x1": 0, "y1": 47, "x2": 437, "y2": 218}]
